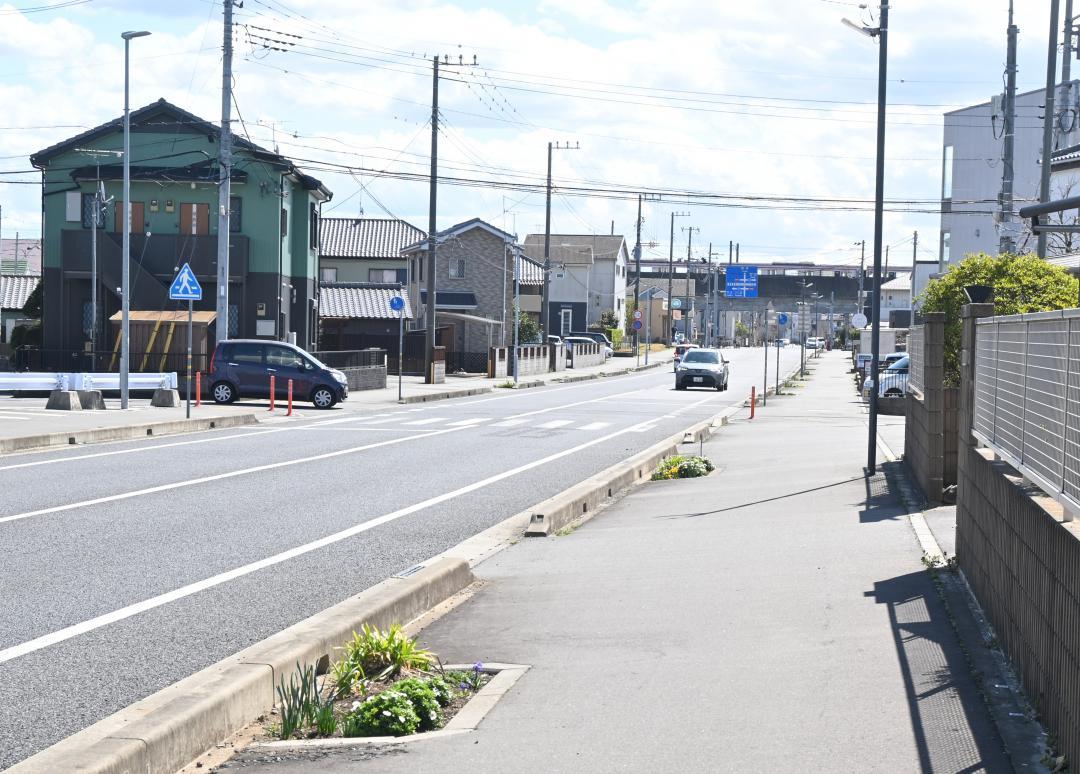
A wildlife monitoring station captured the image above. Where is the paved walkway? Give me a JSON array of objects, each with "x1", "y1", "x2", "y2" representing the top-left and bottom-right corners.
[
  {"x1": 0, "y1": 348, "x2": 674, "y2": 449},
  {"x1": 223, "y1": 351, "x2": 1012, "y2": 773}
]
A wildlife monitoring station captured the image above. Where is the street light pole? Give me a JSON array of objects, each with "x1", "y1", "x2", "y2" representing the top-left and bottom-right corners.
[
  {"x1": 120, "y1": 30, "x2": 150, "y2": 410},
  {"x1": 666, "y1": 211, "x2": 689, "y2": 344}
]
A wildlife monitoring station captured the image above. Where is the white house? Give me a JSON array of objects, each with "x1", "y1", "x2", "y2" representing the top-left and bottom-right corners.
[
  {"x1": 879, "y1": 273, "x2": 911, "y2": 324},
  {"x1": 522, "y1": 234, "x2": 628, "y2": 335}
]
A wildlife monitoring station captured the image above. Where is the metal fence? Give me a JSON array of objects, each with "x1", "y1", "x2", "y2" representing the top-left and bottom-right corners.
[
  {"x1": 973, "y1": 310, "x2": 1080, "y2": 516},
  {"x1": 908, "y1": 323, "x2": 925, "y2": 395},
  {"x1": 445, "y1": 351, "x2": 489, "y2": 374}
]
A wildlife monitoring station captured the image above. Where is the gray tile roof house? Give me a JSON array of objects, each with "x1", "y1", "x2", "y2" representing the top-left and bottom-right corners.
[
  {"x1": 319, "y1": 283, "x2": 413, "y2": 319},
  {"x1": 320, "y1": 218, "x2": 425, "y2": 258},
  {"x1": 0, "y1": 274, "x2": 40, "y2": 310}
]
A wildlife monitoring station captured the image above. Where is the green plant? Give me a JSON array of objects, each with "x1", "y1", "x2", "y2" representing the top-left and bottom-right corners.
[
  {"x1": 20, "y1": 281, "x2": 42, "y2": 318},
  {"x1": 919, "y1": 252, "x2": 1077, "y2": 385},
  {"x1": 342, "y1": 690, "x2": 420, "y2": 737},
  {"x1": 498, "y1": 379, "x2": 516, "y2": 389},
  {"x1": 393, "y1": 677, "x2": 442, "y2": 731},
  {"x1": 340, "y1": 624, "x2": 434, "y2": 681},
  {"x1": 329, "y1": 657, "x2": 365, "y2": 698},
  {"x1": 276, "y1": 662, "x2": 319, "y2": 740},
  {"x1": 734, "y1": 321, "x2": 751, "y2": 339},
  {"x1": 599, "y1": 309, "x2": 619, "y2": 329},
  {"x1": 425, "y1": 675, "x2": 456, "y2": 707},
  {"x1": 514, "y1": 308, "x2": 540, "y2": 344},
  {"x1": 448, "y1": 662, "x2": 487, "y2": 693},
  {"x1": 650, "y1": 455, "x2": 714, "y2": 480}
]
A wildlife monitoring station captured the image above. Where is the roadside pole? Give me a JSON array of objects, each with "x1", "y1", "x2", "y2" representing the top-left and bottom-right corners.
[
  {"x1": 186, "y1": 298, "x2": 192, "y2": 419},
  {"x1": 645, "y1": 293, "x2": 652, "y2": 365},
  {"x1": 762, "y1": 324, "x2": 768, "y2": 407},
  {"x1": 775, "y1": 335, "x2": 781, "y2": 396},
  {"x1": 392, "y1": 288, "x2": 406, "y2": 403},
  {"x1": 169, "y1": 262, "x2": 202, "y2": 420}
]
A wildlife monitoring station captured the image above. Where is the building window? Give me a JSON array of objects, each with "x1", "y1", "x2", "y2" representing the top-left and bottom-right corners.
[
  {"x1": 941, "y1": 231, "x2": 951, "y2": 264},
  {"x1": 321, "y1": 267, "x2": 337, "y2": 283},
  {"x1": 942, "y1": 145, "x2": 954, "y2": 199},
  {"x1": 369, "y1": 268, "x2": 407, "y2": 284},
  {"x1": 81, "y1": 193, "x2": 104, "y2": 229},
  {"x1": 449, "y1": 258, "x2": 466, "y2": 279},
  {"x1": 280, "y1": 207, "x2": 288, "y2": 237},
  {"x1": 229, "y1": 196, "x2": 242, "y2": 233},
  {"x1": 309, "y1": 203, "x2": 319, "y2": 250}
]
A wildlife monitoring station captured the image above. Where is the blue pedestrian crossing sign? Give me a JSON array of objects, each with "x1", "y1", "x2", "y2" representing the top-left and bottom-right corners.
[
  {"x1": 389, "y1": 295, "x2": 405, "y2": 312},
  {"x1": 169, "y1": 263, "x2": 203, "y2": 301}
]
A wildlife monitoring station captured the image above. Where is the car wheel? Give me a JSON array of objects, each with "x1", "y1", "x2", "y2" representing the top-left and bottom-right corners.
[
  {"x1": 884, "y1": 389, "x2": 903, "y2": 397},
  {"x1": 311, "y1": 386, "x2": 337, "y2": 409},
  {"x1": 675, "y1": 381, "x2": 687, "y2": 391},
  {"x1": 211, "y1": 381, "x2": 236, "y2": 404}
]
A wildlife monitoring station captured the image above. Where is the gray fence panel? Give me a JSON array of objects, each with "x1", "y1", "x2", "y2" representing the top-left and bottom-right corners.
[
  {"x1": 1066, "y1": 317, "x2": 1080, "y2": 503},
  {"x1": 974, "y1": 322, "x2": 998, "y2": 441},
  {"x1": 908, "y1": 324, "x2": 924, "y2": 395}
]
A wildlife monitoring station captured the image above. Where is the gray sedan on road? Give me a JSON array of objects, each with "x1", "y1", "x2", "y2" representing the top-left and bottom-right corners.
[{"x1": 675, "y1": 348, "x2": 730, "y2": 391}]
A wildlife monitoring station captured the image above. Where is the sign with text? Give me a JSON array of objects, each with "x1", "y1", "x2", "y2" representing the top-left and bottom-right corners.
[{"x1": 724, "y1": 265, "x2": 758, "y2": 298}]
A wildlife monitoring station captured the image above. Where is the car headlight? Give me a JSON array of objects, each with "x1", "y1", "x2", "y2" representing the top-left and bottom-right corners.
[{"x1": 331, "y1": 369, "x2": 348, "y2": 384}]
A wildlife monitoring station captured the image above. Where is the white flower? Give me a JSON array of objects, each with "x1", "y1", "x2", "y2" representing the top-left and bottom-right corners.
[
  {"x1": 382, "y1": 710, "x2": 392, "y2": 717},
  {"x1": 398, "y1": 715, "x2": 406, "y2": 723},
  {"x1": 429, "y1": 711, "x2": 437, "y2": 720},
  {"x1": 351, "y1": 701, "x2": 361, "y2": 711}
]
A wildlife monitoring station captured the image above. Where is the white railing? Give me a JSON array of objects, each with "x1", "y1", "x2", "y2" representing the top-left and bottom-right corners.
[
  {"x1": 908, "y1": 323, "x2": 925, "y2": 395},
  {"x1": 0, "y1": 372, "x2": 177, "y2": 391},
  {"x1": 973, "y1": 310, "x2": 1080, "y2": 516}
]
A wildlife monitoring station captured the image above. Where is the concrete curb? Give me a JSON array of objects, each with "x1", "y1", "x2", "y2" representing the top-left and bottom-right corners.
[
  {"x1": 7, "y1": 558, "x2": 474, "y2": 774},
  {"x1": 399, "y1": 386, "x2": 493, "y2": 404},
  {"x1": 0, "y1": 413, "x2": 261, "y2": 455}
]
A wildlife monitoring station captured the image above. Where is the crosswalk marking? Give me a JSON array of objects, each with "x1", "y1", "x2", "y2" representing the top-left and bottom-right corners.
[
  {"x1": 402, "y1": 417, "x2": 446, "y2": 426},
  {"x1": 577, "y1": 421, "x2": 610, "y2": 431},
  {"x1": 448, "y1": 418, "x2": 487, "y2": 427},
  {"x1": 491, "y1": 418, "x2": 529, "y2": 427},
  {"x1": 537, "y1": 419, "x2": 573, "y2": 429}
]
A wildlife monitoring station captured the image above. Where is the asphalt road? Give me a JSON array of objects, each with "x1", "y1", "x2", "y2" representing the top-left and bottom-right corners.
[{"x1": 0, "y1": 345, "x2": 803, "y2": 769}]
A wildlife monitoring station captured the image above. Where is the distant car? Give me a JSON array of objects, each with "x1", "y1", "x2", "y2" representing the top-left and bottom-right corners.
[
  {"x1": 570, "y1": 331, "x2": 614, "y2": 357},
  {"x1": 856, "y1": 351, "x2": 905, "y2": 377},
  {"x1": 563, "y1": 335, "x2": 612, "y2": 358},
  {"x1": 673, "y1": 343, "x2": 697, "y2": 371},
  {"x1": 675, "y1": 348, "x2": 730, "y2": 391},
  {"x1": 863, "y1": 354, "x2": 909, "y2": 399},
  {"x1": 546, "y1": 334, "x2": 562, "y2": 345},
  {"x1": 208, "y1": 339, "x2": 348, "y2": 408},
  {"x1": 805, "y1": 337, "x2": 825, "y2": 350}
]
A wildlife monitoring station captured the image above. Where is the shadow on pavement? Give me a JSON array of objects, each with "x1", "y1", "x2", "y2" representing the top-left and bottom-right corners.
[
  {"x1": 860, "y1": 462, "x2": 919, "y2": 523},
  {"x1": 661, "y1": 475, "x2": 867, "y2": 519},
  {"x1": 867, "y1": 570, "x2": 1011, "y2": 773}
]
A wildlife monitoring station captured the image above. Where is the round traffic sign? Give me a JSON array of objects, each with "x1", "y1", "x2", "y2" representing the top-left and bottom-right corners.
[
  {"x1": 778, "y1": 312, "x2": 789, "y2": 326},
  {"x1": 633, "y1": 309, "x2": 643, "y2": 320},
  {"x1": 671, "y1": 298, "x2": 682, "y2": 309},
  {"x1": 632, "y1": 320, "x2": 643, "y2": 330},
  {"x1": 852, "y1": 312, "x2": 868, "y2": 328},
  {"x1": 389, "y1": 296, "x2": 405, "y2": 312}
]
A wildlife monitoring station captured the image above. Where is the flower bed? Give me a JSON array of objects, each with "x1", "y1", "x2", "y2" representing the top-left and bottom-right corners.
[
  {"x1": 650, "y1": 454, "x2": 714, "y2": 480},
  {"x1": 263, "y1": 624, "x2": 491, "y2": 741}
]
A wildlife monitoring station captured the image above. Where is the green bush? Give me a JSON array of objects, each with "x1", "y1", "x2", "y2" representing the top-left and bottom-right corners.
[
  {"x1": 393, "y1": 677, "x2": 442, "y2": 731},
  {"x1": 342, "y1": 690, "x2": 420, "y2": 737},
  {"x1": 608, "y1": 327, "x2": 623, "y2": 347},
  {"x1": 651, "y1": 455, "x2": 714, "y2": 480},
  {"x1": 919, "y1": 252, "x2": 1077, "y2": 385},
  {"x1": 337, "y1": 624, "x2": 434, "y2": 681},
  {"x1": 425, "y1": 675, "x2": 456, "y2": 707}
]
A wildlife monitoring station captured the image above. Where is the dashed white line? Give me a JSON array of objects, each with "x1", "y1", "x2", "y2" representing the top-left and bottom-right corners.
[
  {"x1": 491, "y1": 419, "x2": 528, "y2": 427},
  {"x1": 402, "y1": 417, "x2": 446, "y2": 426},
  {"x1": 447, "y1": 418, "x2": 487, "y2": 427},
  {"x1": 578, "y1": 421, "x2": 610, "y2": 431},
  {"x1": 537, "y1": 419, "x2": 573, "y2": 429}
]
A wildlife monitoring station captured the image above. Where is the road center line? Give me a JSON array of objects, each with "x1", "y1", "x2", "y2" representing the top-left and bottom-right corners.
[{"x1": 0, "y1": 416, "x2": 660, "y2": 664}]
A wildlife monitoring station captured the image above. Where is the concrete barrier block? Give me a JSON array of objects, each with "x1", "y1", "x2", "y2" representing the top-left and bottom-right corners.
[
  {"x1": 151, "y1": 389, "x2": 181, "y2": 408},
  {"x1": 45, "y1": 390, "x2": 81, "y2": 411},
  {"x1": 77, "y1": 390, "x2": 107, "y2": 410}
]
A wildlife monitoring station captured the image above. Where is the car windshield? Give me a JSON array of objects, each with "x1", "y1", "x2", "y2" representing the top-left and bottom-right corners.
[
  {"x1": 887, "y1": 357, "x2": 909, "y2": 371},
  {"x1": 682, "y1": 350, "x2": 719, "y2": 364}
]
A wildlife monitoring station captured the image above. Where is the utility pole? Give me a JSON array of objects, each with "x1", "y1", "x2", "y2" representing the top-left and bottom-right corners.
[
  {"x1": 1000, "y1": 3, "x2": 1018, "y2": 254},
  {"x1": 1038, "y1": 0, "x2": 1061, "y2": 259},
  {"x1": 216, "y1": 0, "x2": 233, "y2": 345},
  {"x1": 682, "y1": 225, "x2": 699, "y2": 342},
  {"x1": 910, "y1": 230, "x2": 918, "y2": 317},
  {"x1": 666, "y1": 211, "x2": 689, "y2": 343},
  {"x1": 857, "y1": 240, "x2": 866, "y2": 316},
  {"x1": 540, "y1": 140, "x2": 578, "y2": 338},
  {"x1": 633, "y1": 194, "x2": 642, "y2": 363}
]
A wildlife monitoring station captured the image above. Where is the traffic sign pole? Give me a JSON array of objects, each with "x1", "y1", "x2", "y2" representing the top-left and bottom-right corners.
[
  {"x1": 390, "y1": 290, "x2": 406, "y2": 403},
  {"x1": 186, "y1": 299, "x2": 192, "y2": 418},
  {"x1": 169, "y1": 263, "x2": 203, "y2": 419}
]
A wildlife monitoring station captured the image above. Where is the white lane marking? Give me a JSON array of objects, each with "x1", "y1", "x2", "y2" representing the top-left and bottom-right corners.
[
  {"x1": 0, "y1": 413, "x2": 33, "y2": 421},
  {"x1": 491, "y1": 419, "x2": 528, "y2": 427},
  {"x1": 578, "y1": 421, "x2": 610, "y2": 431},
  {"x1": 402, "y1": 417, "x2": 446, "y2": 426},
  {"x1": 308, "y1": 413, "x2": 393, "y2": 426},
  {"x1": 631, "y1": 423, "x2": 658, "y2": 433},
  {"x1": 0, "y1": 416, "x2": 657, "y2": 665},
  {"x1": 537, "y1": 419, "x2": 573, "y2": 429},
  {"x1": 447, "y1": 418, "x2": 487, "y2": 427},
  {"x1": 0, "y1": 425, "x2": 467, "y2": 525},
  {"x1": 0, "y1": 427, "x2": 290, "y2": 473}
]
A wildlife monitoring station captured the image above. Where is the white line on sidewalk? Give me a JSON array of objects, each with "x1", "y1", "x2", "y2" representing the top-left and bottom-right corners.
[{"x1": 0, "y1": 416, "x2": 659, "y2": 665}]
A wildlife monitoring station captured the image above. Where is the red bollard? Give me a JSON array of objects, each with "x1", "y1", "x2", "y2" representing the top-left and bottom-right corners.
[
  {"x1": 268, "y1": 374, "x2": 276, "y2": 411},
  {"x1": 287, "y1": 379, "x2": 294, "y2": 416},
  {"x1": 750, "y1": 386, "x2": 756, "y2": 420},
  {"x1": 195, "y1": 371, "x2": 201, "y2": 407}
]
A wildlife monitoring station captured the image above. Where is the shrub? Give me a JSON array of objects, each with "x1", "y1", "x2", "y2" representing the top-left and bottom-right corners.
[
  {"x1": 651, "y1": 455, "x2": 713, "y2": 480},
  {"x1": 919, "y1": 252, "x2": 1077, "y2": 385},
  {"x1": 338, "y1": 624, "x2": 434, "y2": 681},
  {"x1": 393, "y1": 678, "x2": 442, "y2": 731},
  {"x1": 329, "y1": 657, "x2": 365, "y2": 699},
  {"x1": 342, "y1": 690, "x2": 420, "y2": 737},
  {"x1": 425, "y1": 675, "x2": 456, "y2": 707}
]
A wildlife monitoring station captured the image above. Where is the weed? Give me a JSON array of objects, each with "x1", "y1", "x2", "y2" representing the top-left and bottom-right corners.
[
  {"x1": 339, "y1": 624, "x2": 434, "y2": 681},
  {"x1": 497, "y1": 380, "x2": 516, "y2": 388},
  {"x1": 275, "y1": 662, "x2": 318, "y2": 740},
  {"x1": 329, "y1": 657, "x2": 365, "y2": 698}
]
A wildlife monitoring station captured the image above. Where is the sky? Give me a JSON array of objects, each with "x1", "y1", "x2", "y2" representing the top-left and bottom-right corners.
[{"x1": 0, "y1": 0, "x2": 1065, "y2": 268}]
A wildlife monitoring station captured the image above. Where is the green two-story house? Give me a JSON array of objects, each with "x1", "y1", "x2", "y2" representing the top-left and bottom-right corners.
[{"x1": 29, "y1": 98, "x2": 331, "y2": 362}]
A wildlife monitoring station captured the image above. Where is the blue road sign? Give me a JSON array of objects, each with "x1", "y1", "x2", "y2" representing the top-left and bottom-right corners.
[
  {"x1": 169, "y1": 263, "x2": 202, "y2": 301},
  {"x1": 671, "y1": 297, "x2": 682, "y2": 309},
  {"x1": 390, "y1": 295, "x2": 405, "y2": 312},
  {"x1": 725, "y1": 265, "x2": 758, "y2": 298},
  {"x1": 778, "y1": 312, "x2": 789, "y2": 326},
  {"x1": 632, "y1": 319, "x2": 643, "y2": 331}
]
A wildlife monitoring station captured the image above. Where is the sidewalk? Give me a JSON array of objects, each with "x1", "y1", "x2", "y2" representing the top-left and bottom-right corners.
[
  {"x1": 0, "y1": 349, "x2": 673, "y2": 453},
  {"x1": 223, "y1": 351, "x2": 1012, "y2": 773}
]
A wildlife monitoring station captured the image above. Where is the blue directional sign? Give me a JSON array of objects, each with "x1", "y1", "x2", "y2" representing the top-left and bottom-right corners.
[
  {"x1": 725, "y1": 265, "x2": 758, "y2": 298},
  {"x1": 169, "y1": 263, "x2": 202, "y2": 301},
  {"x1": 632, "y1": 319, "x2": 643, "y2": 331},
  {"x1": 670, "y1": 297, "x2": 682, "y2": 309},
  {"x1": 778, "y1": 312, "x2": 789, "y2": 326},
  {"x1": 390, "y1": 295, "x2": 405, "y2": 312}
]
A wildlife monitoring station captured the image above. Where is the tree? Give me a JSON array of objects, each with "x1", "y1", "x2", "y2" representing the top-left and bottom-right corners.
[
  {"x1": 21, "y1": 281, "x2": 42, "y2": 319},
  {"x1": 919, "y1": 252, "x2": 1078, "y2": 385},
  {"x1": 734, "y1": 321, "x2": 750, "y2": 339},
  {"x1": 515, "y1": 309, "x2": 540, "y2": 344},
  {"x1": 598, "y1": 309, "x2": 618, "y2": 330}
]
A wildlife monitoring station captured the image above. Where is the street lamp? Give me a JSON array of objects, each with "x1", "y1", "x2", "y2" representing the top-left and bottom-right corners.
[
  {"x1": 120, "y1": 30, "x2": 150, "y2": 409},
  {"x1": 842, "y1": 2, "x2": 889, "y2": 473}
]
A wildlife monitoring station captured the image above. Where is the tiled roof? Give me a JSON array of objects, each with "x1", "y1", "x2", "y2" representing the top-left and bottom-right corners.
[
  {"x1": 0, "y1": 239, "x2": 42, "y2": 274},
  {"x1": 319, "y1": 283, "x2": 413, "y2": 319},
  {"x1": 519, "y1": 256, "x2": 543, "y2": 286},
  {"x1": 521, "y1": 234, "x2": 628, "y2": 265},
  {"x1": 881, "y1": 274, "x2": 911, "y2": 291},
  {"x1": 0, "y1": 274, "x2": 40, "y2": 311},
  {"x1": 401, "y1": 217, "x2": 518, "y2": 253},
  {"x1": 320, "y1": 218, "x2": 425, "y2": 259}
]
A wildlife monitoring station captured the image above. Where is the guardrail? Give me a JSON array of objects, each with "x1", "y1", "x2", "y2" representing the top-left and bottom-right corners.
[
  {"x1": 973, "y1": 309, "x2": 1080, "y2": 516},
  {"x1": 0, "y1": 372, "x2": 177, "y2": 391}
]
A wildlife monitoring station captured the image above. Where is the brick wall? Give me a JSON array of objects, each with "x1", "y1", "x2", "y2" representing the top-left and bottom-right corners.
[
  {"x1": 549, "y1": 343, "x2": 567, "y2": 372},
  {"x1": 340, "y1": 365, "x2": 386, "y2": 391}
]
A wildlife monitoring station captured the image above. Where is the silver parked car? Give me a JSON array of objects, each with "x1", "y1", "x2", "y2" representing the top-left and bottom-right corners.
[
  {"x1": 863, "y1": 354, "x2": 909, "y2": 398},
  {"x1": 675, "y1": 348, "x2": 730, "y2": 391}
]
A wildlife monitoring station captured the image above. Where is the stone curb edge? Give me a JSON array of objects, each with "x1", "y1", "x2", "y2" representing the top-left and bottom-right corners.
[
  {"x1": 6, "y1": 558, "x2": 475, "y2": 774},
  {"x1": 0, "y1": 413, "x2": 261, "y2": 455}
]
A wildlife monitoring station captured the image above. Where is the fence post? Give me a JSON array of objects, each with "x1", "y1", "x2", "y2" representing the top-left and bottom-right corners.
[
  {"x1": 959, "y1": 303, "x2": 995, "y2": 449},
  {"x1": 195, "y1": 371, "x2": 201, "y2": 408}
]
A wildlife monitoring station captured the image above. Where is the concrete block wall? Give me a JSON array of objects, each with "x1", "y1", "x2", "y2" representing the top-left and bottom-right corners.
[
  {"x1": 341, "y1": 365, "x2": 386, "y2": 391},
  {"x1": 489, "y1": 348, "x2": 508, "y2": 379},
  {"x1": 549, "y1": 343, "x2": 566, "y2": 372},
  {"x1": 903, "y1": 314, "x2": 958, "y2": 502},
  {"x1": 957, "y1": 445, "x2": 1080, "y2": 766},
  {"x1": 514, "y1": 345, "x2": 548, "y2": 377},
  {"x1": 569, "y1": 342, "x2": 604, "y2": 369}
]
